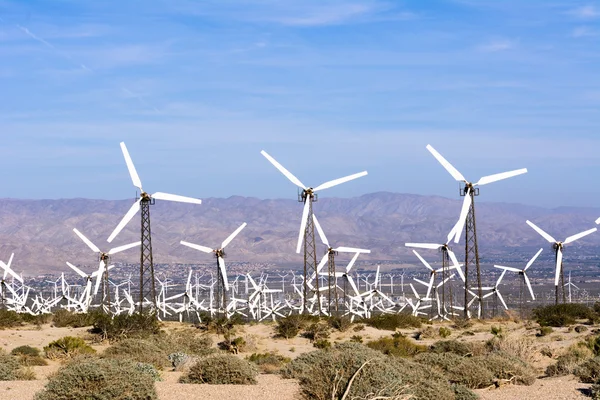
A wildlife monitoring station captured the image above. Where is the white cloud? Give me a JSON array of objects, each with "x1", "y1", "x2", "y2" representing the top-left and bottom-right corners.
[
  {"x1": 477, "y1": 39, "x2": 515, "y2": 52},
  {"x1": 569, "y1": 5, "x2": 600, "y2": 19},
  {"x1": 572, "y1": 26, "x2": 599, "y2": 37}
]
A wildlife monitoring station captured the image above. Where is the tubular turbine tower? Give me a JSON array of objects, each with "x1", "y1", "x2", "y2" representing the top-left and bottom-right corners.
[
  {"x1": 261, "y1": 150, "x2": 367, "y2": 314},
  {"x1": 108, "y1": 142, "x2": 203, "y2": 313},
  {"x1": 426, "y1": 144, "x2": 527, "y2": 318}
]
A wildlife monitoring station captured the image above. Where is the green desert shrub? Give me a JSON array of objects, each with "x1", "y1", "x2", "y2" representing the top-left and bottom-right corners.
[
  {"x1": 546, "y1": 345, "x2": 593, "y2": 376},
  {"x1": 490, "y1": 325, "x2": 503, "y2": 336},
  {"x1": 367, "y1": 333, "x2": 427, "y2": 357},
  {"x1": 283, "y1": 342, "x2": 464, "y2": 400},
  {"x1": 152, "y1": 329, "x2": 214, "y2": 357},
  {"x1": 11, "y1": 346, "x2": 47, "y2": 366},
  {"x1": 533, "y1": 303, "x2": 593, "y2": 327},
  {"x1": 302, "y1": 322, "x2": 330, "y2": 342},
  {"x1": 485, "y1": 336, "x2": 536, "y2": 363},
  {"x1": 179, "y1": 354, "x2": 258, "y2": 385},
  {"x1": 91, "y1": 312, "x2": 161, "y2": 341},
  {"x1": 478, "y1": 353, "x2": 536, "y2": 386},
  {"x1": 327, "y1": 316, "x2": 352, "y2": 332},
  {"x1": 350, "y1": 335, "x2": 363, "y2": 343},
  {"x1": 52, "y1": 310, "x2": 98, "y2": 328},
  {"x1": 103, "y1": 338, "x2": 169, "y2": 369},
  {"x1": 430, "y1": 340, "x2": 479, "y2": 356},
  {"x1": 574, "y1": 357, "x2": 600, "y2": 383},
  {"x1": 439, "y1": 326, "x2": 452, "y2": 338},
  {"x1": 275, "y1": 314, "x2": 317, "y2": 339},
  {"x1": 135, "y1": 362, "x2": 162, "y2": 382},
  {"x1": 537, "y1": 326, "x2": 554, "y2": 337},
  {"x1": 313, "y1": 339, "x2": 331, "y2": 349},
  {"x1": 0, "y1": 349, "x2": 21, "y2": 380},
  {"x1": 0, "y1": 309, "x2": 23, "y2": 329},
  {"x1": 247, "y1": 352, "x2": 290, "y2": 374},
  {"x1": 362, "y1": 313, "x2": 422, "y2": 331},
  {"x1": 453, "y1": 383, "x2": 479, "y2": 400},
  {"x1": 44, "y1": 336, "x2": 96, "y2": 360},
  {"x1": 34, "y1": 357, "x2": 157, "y2": 400}
]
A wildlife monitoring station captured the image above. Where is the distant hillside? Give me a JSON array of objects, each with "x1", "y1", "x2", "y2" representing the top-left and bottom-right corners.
[{"x1": 0, "y1": 192, "x2": 599, "y2": 274}]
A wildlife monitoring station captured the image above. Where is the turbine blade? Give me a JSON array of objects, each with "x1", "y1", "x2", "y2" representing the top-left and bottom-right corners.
[
  {"x1": 316, "y1": 253, "x2": 329, "y2": 274},
  {"x1": 453, "y1": 189, "x2": 472, "y2": 244},
  {"x1": 524, "y1": 248, "x2": 544, "y2": 271},
  {"x1": 497, "y1": 291, "x2": 509, "y2": 309},
  {"x1": 447, "y1": 250, "x2": 465, "y2": 282},
  {"x1": 554, "y1": 248, "x2": 563, "y2": 286},
  {"x1": 93, "y1": 260, "x2": 105, "y2": 296},
  {"x1": 73, "y1": 228, "x2": 100, "y2": 253},
  {"x1": 312, "y1": 214, "x2": 329, "y2": 247},
  {"x1": 222, "y1": 222, "x2": 247, "y2": 249},
  {"x1": 476, "y1": 168, "x2": 527, "y2": 186},
  {"x1": 564, "y1": 227, "x2": 597, "y2": 244},
  {"x1": 108, "y1": 241, "x2": 141, "y2": 255},
  {"x1": 405, "y1": 243, "x2": 440, "y2": 250},
  {"x1": 526, "y1": 220, "x2": 556, "y2": 243},
  {"x1": 335, "y1": 247, "x2": 370, "y2": 253},
  {"x1": 260, "y1": 150, "x2": 306, "y2": 189},
  {"x1": 66, "y1": 262, "x2": 87, "y2": 278},
  {"x1": 0, "y1": 261, "x2": 22, "y2": 283},
  {"x1": 218, "y1": 257, "x2": 229, "y2": 291},
  {"x1": 296, "y1": 198, "x2": 311, "y2": 254},
  {"x1": 346, "y1": 252, "x2": 360, "y2": 273},
  {"x1": 180, "y1": 241, "x2": 214, "y2": 253},
  {"x1": 120, "y1": 142, "x2": 143, "y2": 191},
  {"x1": 152, "y1": 192, "x2": 202, "y2": 205},
  {"x1": 412, "y1": 250, "x2": 434, "y2": 271},
  {"x1": 524, "y1": 273, "x2": 535, "y2": 300},
  {"x1": 494, "y1": 265, "x2": 521, "y2": 273},
  {"x1": 313, "y1": 171, "x2": 368, "y2": 192},
  {"x1": 107, "y1": 199, "x2": 141, "y2": 243},
  {"x1": 426, "y1": 144, "x2": 465, "y2": 182}
]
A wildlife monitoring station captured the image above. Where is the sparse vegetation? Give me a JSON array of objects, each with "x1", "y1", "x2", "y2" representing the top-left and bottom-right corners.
[
  {"x1": 313, "y1": 339, "x2": 331, "y2": 349},
  {"x1": 327, "y1": 316, "x2": 352, "y2": 332},
  {"x1": 180, "y1": 354, "x2": 258, "y2": 384},
  {"x1": 35, "y1": 357, "x2": 157, "y2": 400},
  {"x1": 362, "y1": 313, "x2": 422, "y2": 331},
  {"x1": 367, "y1": 333, "x2": 427, "y2": 357},
  {"x1": 103, "y1": 338, "x2": 170, "y2": 369},
  {"x1": 91, "y1": 312, "x2": 161, "y2": 341},
  {"x1": 537, "y1": 326, "x2": 554, "y2": 337},
  {"x1": 439, "y1": 326, "x2": 452, "y2": 338},
  {"x1": 0, "y1": 349, "x2": 35, "y2": 380},
  {"x1": 546, "y1": 345, "x2": 593, "y2": 376},
  {"x1": 533, "y1": 303, "x2": 594, "y2": 327},
  {"x1": 302, "y1": 322, "x2": 330, "y2": 342},
  {"x1": 247, "y1": 352, "x2": 290, "y2": 374},
  {"x1": 275, "y1": 314, "x2": 318, "y2": 339},
  {"x1": 44, "y1": 336, "x2": 96, "y2": 360},
  {"x1": 11, "y1": 346, "x2": 47, "y2": 366}
]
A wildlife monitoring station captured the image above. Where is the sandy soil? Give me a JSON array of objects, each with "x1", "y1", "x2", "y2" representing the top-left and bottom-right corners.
[{"x1": 0, "y1": 319, "x2": 597, "y2": 400}]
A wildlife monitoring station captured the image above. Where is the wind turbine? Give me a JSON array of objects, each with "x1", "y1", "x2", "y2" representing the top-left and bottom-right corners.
[
  {"x1": 107, "y1": 142, "x2": 202, "y2": 313},
  {"x1": 181, "y1": 222, "x2": 247, "y2": 317},
  {"x1": 480, "y1": 269, "x2": 509, "y2": 317},
  {"x1": 261, "y1": 150, "x2": 367, "y2": 313},
  {"x1": 0, "y1": 254, "x2": 22, "y2": 308},
  {"x1": 526, "y1": 220, "x2": 596, "y2": 304},
  {"x1": 426, "y1": 144, "x2": 527, "y2": 317},
  {"x1": 311, "y1": 214, "x2": 370, "y2": 315},
  {"x1": 565, "y1": 271, "x2": 579, "y2": 304},
  {"x1": 72, "y1": 228, "x2": 140, "y2": 310},
  {"x1": 494, "y1": 247, "x2": 542, "y2": 316}
]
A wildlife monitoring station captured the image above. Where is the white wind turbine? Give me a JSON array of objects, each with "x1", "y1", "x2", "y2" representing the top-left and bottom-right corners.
[
  {"x1": 526, "y1": 220, "x2": 596, "y2": 304},
  {"x1": 425, "y1": 144, "x2": 527, "y2": 316},
  {"x1": 0, "y1": 254, "x2": 23, "y2": 306},
  {"x1": 72, "y1": 228, "x2": 140, "y2": 303},
  {"x1": 564, "y1": 271, "x2": 579, "y2": 304},
  {"x1": 261, "y1": 150, "x2": 367, "y2": 311},
  {"x1": 65, "y1": 262, "x2": 115, "y2": 311},
  {"x1": 494, "y1": 247, "x2": 542, "y2": 304},
  {"x1": 480, "y1": 269, "x2": 509, "y2": 316},
  {"x1": 107, "y1": 142, "x2": 203, "y2": 243},
  {"x1": 181, "y1": 222, "x2": 247, "y2": 315}
]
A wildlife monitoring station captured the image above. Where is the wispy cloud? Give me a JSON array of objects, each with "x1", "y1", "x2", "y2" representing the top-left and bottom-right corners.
[
  {"x1": 572, "y1": 25, "x2": 599, "y2": 37},
  {"x1": 568, "y1": 5, "x2": 600, "y2": 19},
  {"x1": 477, "y1": 38, "x2": 516, "y2": 52}
]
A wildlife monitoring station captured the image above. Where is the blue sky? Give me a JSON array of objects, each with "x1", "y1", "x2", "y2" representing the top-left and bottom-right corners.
[{"x1": 1, "y1": 0, "x2": 599, "y2": 207}]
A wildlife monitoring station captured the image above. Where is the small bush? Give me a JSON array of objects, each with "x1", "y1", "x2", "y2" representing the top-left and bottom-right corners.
[
  {"x1": 180, "y1": 354, "x2": 258, "y2": 384},
  {"x1": 247, "y1": 352, "x2": 290, "y2": 374},
  {"x1": 284, "y1": 342, "x2": 462, "y2": 400},
  {"x1": 44, "y1": 336, "x2": 96, "y2": 360},
  {"x1": 0, "y1": 310, "x2": 23, "y2": 329},
  {"x1": 533, "y1": 303, "x2": 593, "y2": 327},
  {"x1": 218, "y1": 335, "x2": 247, "y2": 354},
  {"x1": 302, "y1": 322, "x2": 330, "y2": 342},
  {"x1": 367, "y1": 333, "x2": 426, "y2": 357},
  {"x1": 313, "y1": 339, "x2": 331, "y2": 349},
  {"x1": 135, "y1": 362, "x2": 162, "y2": 381},
  {"x1": 103, "y1": 338, "x2": 169, "y2": 369},
  {"x1": 362, "y1": 313, "x2": 421, "y2": 331},
  {"x1": 92, "y1": 312, "x2": 160, "y2": 341},
  {"x1": 575, "y1": 357, "x2": 600, "y2": 383},
  {"x1": 439, "y1": 327, "x2": 452, "y2": 338},
  {"x1": 0, "y1": 349, "x2": 21, "y2": 380},
  {"x1": 327, "y1": 316, "x2": 351, "y2": 332},
  {"x1": 168, "y1": 352, "x2": 190, "y2": 371},
  {"x1": 486, "y1": 336, "x2": 536, "y2": 363},
  {"x1": 35, "y1": 357, "x2": 157, "y2": 400},
  {"x1": 52, "y1": 310, "x2": 98, "y2": 328},
  {"x1": 478, "y1": 353, "x2": 536, "y2": 386},
  {"x1": 575, "y1": 325, "x2": 588, "y2": 333},
  {"x1": 10, "y1": 345, "x2": 48, "y2": 367},
  {"x1": 452, "y1": 318, "x2": 474, "y2": 330},
  {"x1": 546, "y1": 345, "x2": 593, "y2": 376},
  {"x1": 152, "y1": 330, "x2": 215, "y2": 357},
  {"x1": 353, "y1": 324, "x2": 365, "y2": 332},
  {"x1": 350, "y1": 335, "x2": 363, "y2": 343},
  {"x1": 491, "y1": 326, "x2": 503, "y2": 336},
  {"x1": 431, "y1": 340, "x2": 480, "y2": 356},
  {"x1": 275, "y1": 315, "x2": 317, "y2": 339},
  {"x1": 453, "y1": 383, "x2": 479, "y2": 400},
  {"x1": 537, "y1": 326, "x2": 554, "y2": 337}
]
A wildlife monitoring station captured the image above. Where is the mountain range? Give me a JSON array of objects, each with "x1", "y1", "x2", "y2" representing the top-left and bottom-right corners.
[{"x1": 1, "y1": 192, "x2": 599, "y2": 275}]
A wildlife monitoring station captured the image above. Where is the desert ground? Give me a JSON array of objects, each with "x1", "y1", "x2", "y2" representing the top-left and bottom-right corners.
[{"x1": 0, "y1": 317, "x2": 596, "y2": 400}]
